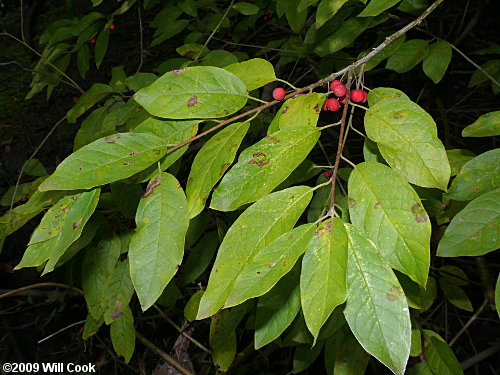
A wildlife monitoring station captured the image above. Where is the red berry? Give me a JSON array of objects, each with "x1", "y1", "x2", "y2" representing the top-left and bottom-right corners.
[
  {"x1": 350, "y1": 89, "x2": 366, "y2": 103},
  {"x1": 339, "y1": 96, "x2": 347, "y2": 105},
  {"x1": 361, "y1": 90, "x2": 368, "y2": 103},
  {"x1": 109, "y1": 23, "x2": 116, "y2": 30},
  {"x1": 263, "y1": 15, "x2": 268, "y2": 20},
  {"x1": 323, "y1": 171, "x2": 331, "y2": 179},
  {"x1": 272, "y1": 88, "x2": 286, "y2": 101},
  {"x1": 329, "y1": 80, "x2": 343, "y2": 90},
  {"x1": 90, "y1": 38, "x2": 96, "y2": 44},
  {"x1": 332, "y1": 84, "x2": 347, "y2": 98},
  {"x1": 322, "y1": 100, "x2": 328, "y2": 111},
  {"x1": 325, "y1": 98, "x2": 340, "y2": 112}
]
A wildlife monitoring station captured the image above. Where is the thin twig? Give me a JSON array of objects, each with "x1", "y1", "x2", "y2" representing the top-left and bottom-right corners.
[
  {"x1": 38, "y1": 320, "x2": 85, "y2": 344},
  {"x1": 154, "y1": 305, "x2": 212, "y2": 354},
  {"x1": 135, "y1": 331, "x2": 195, "y2": 375},
  {"x1": 0, "y1": 283, "x2": 83, "y2": 300},
  {"x1": 165, "y1": 0, "x2": 446, "y2": 155},
  {"x1": 461, "y1": 341, "x2": 500, "y2": 371},
  {"x1": 20, "y1": 0, "x2": 26, "y2": 43},
  {"x1": 135, "y1": 0, "x2": 144, "y2": 74},
  {"x1": 194, "y1": 0, "x2": 236, "y2": 62},
  {"x1": 449, "y1": 299, "x2": 488, "y2": 347},
  {"x1": 9, "y1": 116, "x2": 66, "y2": 217}
]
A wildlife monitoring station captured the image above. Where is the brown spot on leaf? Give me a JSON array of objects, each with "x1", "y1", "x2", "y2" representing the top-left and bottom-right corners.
[
  {"x1": 187, "y1": 95, "x2": 198, "y2": 107},
  {"x1": 79, "y1": 165, "x2": 83, "y2": 171},
  {"x1": 123, "y1": 161, "x2": 134, "y2": 166},
  {"x1": 348, "y1": 198, "x2": 356, "y2": 208},
  {"x1": 264, "y1": 135, "x2": 280, "y2": 144},
  {"x1": 282, "y1": 107, "x2": 288, "y2": 114},
  {"x1": 472, "y1": 187, "x2": 481, "y2": 193},
  {"x1": 314, "y1": 104, "x2": 319, "y2": 114},
  {"x1": 248, "y1": 158, "x2": 270, "y2": 168},
  {"x1": 411, "y1": 203, "x2": 428, "y2": 223},
  {"x1": 142, "y1": 175, "x2": 162, "y2": 198},
  {"x1": 256, "y1": 271, "x2": 261, "y2": 274},
  {"x1": 172, "y1": 68, "x2": 187, "y2": 75},
  {"x1": 220, "y1": 163, "x2": 231, "y2": 176},
  {"x1": 386, "y1": 286, "x2": 404, "y2": 301},
  {"x1": 129, "y1": 152, "x2": 139, "y2": 156},
  {"x1": 253, "y1": 152, "x2": 266, "y2": 157},
  {"x1": 393, "y1": 112, "x2": 403, "y2": 119},
  {"x1": 61, "y1": 207, "x2": 69, "y2": 212},
  {"x1": 105, "y1": 134, "x2": 121, "y2": 143},
  {"x1": 72, "y1": 219, "x2": 82, "y2": 229},
  {"x1": 374, "y1": 201, "x2": 381, "y2": 209},
  {"x1": 269, "y1": 262, "x2": 276, "y2": 268},
  {"x1": 111, "y1": 299, "x2": 124, "y2": 320}
]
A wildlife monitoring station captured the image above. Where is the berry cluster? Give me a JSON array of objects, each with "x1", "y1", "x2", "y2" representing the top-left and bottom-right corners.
[
  {"x1": 89, "y1": 24, "x2": 116, "y2": 44},
  {"x1": 322, "y1": 81, "x2": 367, "y2": 112},
  {"x1": 263, "y1": 10, "x2": 273, "y2": 21}
]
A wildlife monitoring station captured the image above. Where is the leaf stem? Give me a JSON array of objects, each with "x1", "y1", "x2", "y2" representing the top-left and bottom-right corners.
[{"x1": 0, "y1": 282, "x2": 83, "y2": 300}]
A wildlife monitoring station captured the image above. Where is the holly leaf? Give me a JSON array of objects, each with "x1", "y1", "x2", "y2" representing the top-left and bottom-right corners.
[
  {"x1": 197, "y1": 186, "x2": 313, "y2": 319},
  {"x1": 211, "y1": 127, "x2": 320, "y2": 211},
  {"x1": 134, "y1": 66, "x2": 248, "y2": 119},
  {"x1": 129, "y1": 173, "x2": 189, "y2": 311}
]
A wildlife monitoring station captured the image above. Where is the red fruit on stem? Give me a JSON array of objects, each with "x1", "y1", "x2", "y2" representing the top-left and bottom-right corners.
[
  {"x1": 325, "y1": 98, "x2": 340, "y2": 112},
  {"x1": 323, "y1": 171, "x2": 331, "y2": 179},
  {"x1": 339, "y1": 96, "x2": 347, "y2": 105},
  {"x1": 351, "y1": 89, "x2": 366, "y2": 103},
  {"x1": 361, "y1": 90, "x2": 368, "y2": 103},
  {"x1": 332, "y1": 84, "x2": 347, "y2": 98},
  {"x1": 322, "y1": 100, "x2": 328, "y2": 111},
  {"x1": 272, "y1": 88, "x2": 286, "y2": 101},
  {"x1": 263, "y1": 15, "x2": 268, "y2": 20},
  {"x1": 329, "y1": 80, "x2": 343, "y2": 90},
  {"x1": 90, "y1": 38, "x2": 96, "y2": 44},
  {"x1": 109, "y1": 23, "x2": 116, "y2": 30}
]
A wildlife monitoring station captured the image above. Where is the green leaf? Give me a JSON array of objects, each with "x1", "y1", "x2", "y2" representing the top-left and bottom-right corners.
[
  {"x1": 468, "y1": 59, "x2": 500, "y2": 87},
  {"x1": 197, "y1": 186, "x2": 313, "y2": 319},
  {"x1": 210, "y1": 127, "x2": 320, "y2": 211},
  {"x1": 178, "y1": 231, "x2": 219, "y2": 285},
  {"x1": 67, "y1": 83, "x2": 114, "y2": 123},
  {"x1": 176, "y1": 43, "x2": 209, "y2": 59},
  {"x1": 301, "y1": 218, "x2": 348, "y2": 341},
  {"x1": 327, "y1": 325, "x2": 370, "y2": 375},
  {"x1": 315, "y1": 18, "x2": 372, "y2": 56},
  {"x1": 423, "y1": 41, "x2": 452, "y2": 83},
  {"x1": 446, "y1": 149, "x2": 476, "y2": 176},
  {"x1": 82, "y1": 235, "x2": 121, "y2": 319},
  {"x1": 254, "y1": 266, "x2": 301, "y2": 349},
  {"x1": 286, "y1": 6, "x2": 308, "y2": 34},
  {"x1": 74, "y1": 106, "x2": 114, "y2": 151},
  {"x1": 367, "y1": 87, "x2": 410, "y2": 107},
  {"x1": 184, "y1": 290, "x2": 204, "y2": 322},
  {"x1": 134, "y1": 66, "x2": 248, "y2": 119},
  {"x1": 344, "y1": 225, "x2": 411, "y2": 375},
  {"x1": 186, "y1": 122, "x2": 250, "y2": 218},
  {"x1": 133, "y1": 118, "x2": 199, "y2": 182},
  {"x1": 95, "y1": 29, "x2": 109, "y2": 68},
  {"x1": 110, "y1": 304, "x2": 135, "y2": 363},
  {"x1": 364, "y1": 97, "x2": 450, "y2": 190},
  {"x1": 225, "y1": 224, "x2": 315, "y2": 307},
  {"x1": 406, "y1": 362, "x2": 434, "y2": 375},
  {"x1": 126, "y1": 73, "x2": 158, "y2": 91},
  {"x1": 129, "y1": 173, "x2": 189, "y2": 311},
  {"x1": 437, "y1": 189, "x2": 499, "y2": 257},
  {"x1": 102, "y1": 259, "x2": 134, "y2": 324},
  {"x1": 15, "y1": 189, "x2": 100, "y2": 274},
  {"x1": 24, "y1": 159, "x2": 47, "y2": 177},
  {"x1": 446, "y1": 149, "x2": 499, "y2": 200},
  {"x1": 316, "y1": 0, "x2": 348, "y2": 28},
  {"x1": 224, "y1": 58, "x2": 276, "y2": 92},
  {"x1": 232, "y1": 2, "x2": 259, "y2": 15},
  {"x1": 496, "y1": 274, "x2": 500, "y2": 318},
  {"x1": 210, "y1": 305, "x2": 249, "y2": 371},
  {"x1": 440, "y1": 282, "x2": 473, "y2": 311},
  {"x1": 293, "y1": 341, "x2": 324, "y2": 373},
  {"x1": 348, "y1": 162, "x2": 431, "y2": 285},
  {"x1": 1, "y1": 177, "x2": 45, "y2": 207},
  {"x1": 425, "y1": 336, "x2": 464, "y2": 375},
  {"x1": 110, "y1": 182, "x2": 143, "y2": 219},
  {"x1": 179, "y1": 0, "x2": 197, "y2": 16},
  {"x1": 268, "y1": 93, "x2": 326, "y2": 133},
  {"x1": 359, "y1": 0, "x2": 401, "y2": 17},
  {"x1": 386, "y1": 39, "x2": 429, "y2": 73},
  {"x1": 462, "y1": 110, "x2": 500, "y2": 137},
  {"x1": 298, "y1": 0, "x2": 319, "y2": 11},
  {"x1": 83, "y1": 313, "x2": 103, "y2": 339},
  {"x1": 39, "y1": 133, "x2": 168, "y2": 191}
]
